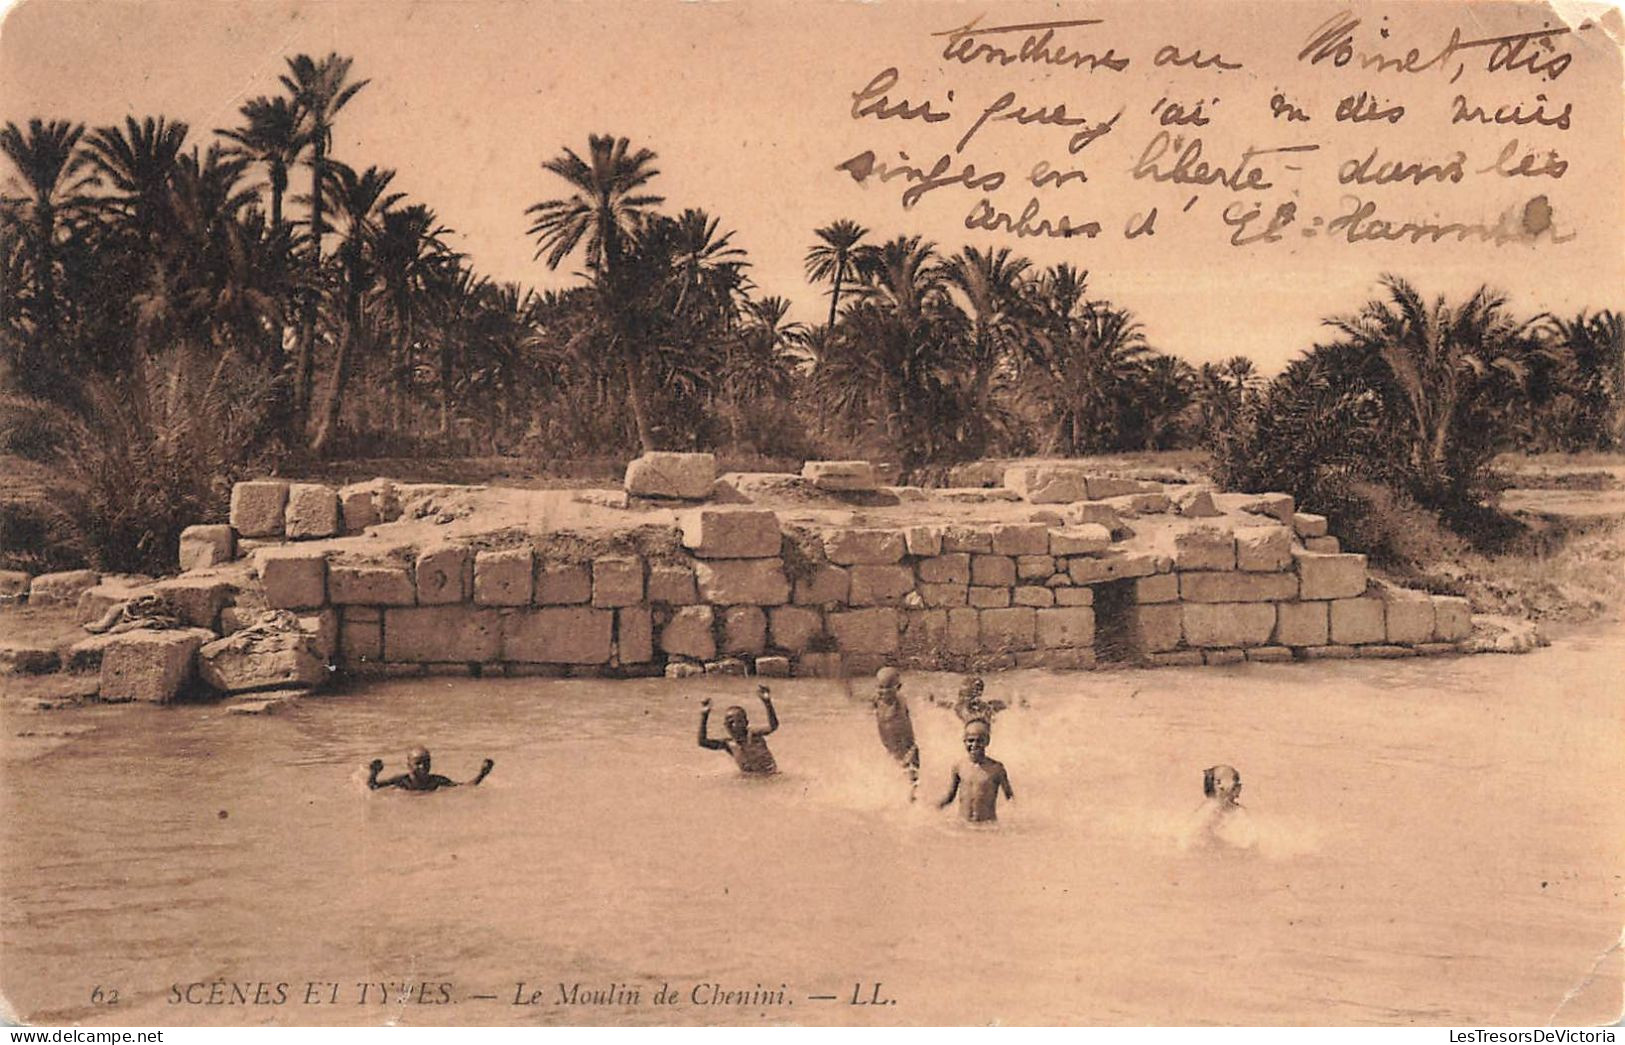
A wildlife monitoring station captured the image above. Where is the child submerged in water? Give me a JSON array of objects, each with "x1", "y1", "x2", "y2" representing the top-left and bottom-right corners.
[
  {"x1": 367, "y1": 747, "x2": 494, "y2": 792},
  {"x1": 933, "y1": 675, "x2": 1009, "y2": 726},
  {"x1": 698, "y1": 685, "x2": 780, "y2": 775},
  {"x1": 939, "y1": 720, "x2": 1013, "y2": 823},
  {"x1": 1185, "y1": 764, "x2": 1257, "y2": 850}
]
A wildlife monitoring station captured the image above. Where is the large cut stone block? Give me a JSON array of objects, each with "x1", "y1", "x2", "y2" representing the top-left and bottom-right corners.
[
  {"x1": 1004, "y1": 465, "x2": 1088, "y2": 504},
  {"x1": 1294, "y1": 550, "x2": 1367, "y2": 600},
  {"x1": 1014, "y1": 586, "x2": 1053, "y2": 608},
  {"x1": 255, "y1": 548, "x2": 327, "y2": 609},
  {"x1": 969, "y1": 586, "x2": 1010, "y2": 608},
  {"x1": 1330, "y1": 597, "x2": 1385, "y2": 645},
  {"x1": 947, "y1": 607, "x2": 979, "y2": 654},
  {"x1": 1037, "y1": 606, "x2": 1094, "y2": 648},
  {"x1": 1178, "y1": 571, "x2": 1297, "y2": 603},
  {"x1": 918, "y1": 553, "x2": 970, "y2": 585},
  {"x1": 329, "y1": 563, "x2": 415, "y2": 606},
  {"x1": 1293, "y1": 512, "x2": 1329, "y2": 538},
  {"x1": 338, "y1": 480, "x2": 392, "y2": 534},
  {"x1": 99, "y1": 628, "x2": 212, "y2": 703},
  {"x1": 474, "y1": 548, "x2": 534, "y2": 606},
  {"x1": 151, "y1": 576, "x2": 230, "y2": 629},
  {"x1": 721, "y1": 606, "x2": 768, "y2": 655},
  {"x1": 1240, "y1": 493, "x2": 1296, "y2": 524},
  {"x1": 980, "y1": 607, "x2": 1037, "y2": 652},
  {"x1": 300, "y1": 609, "x2": 339, "y2": 662},
  {"x1": 77, "y1": 578, "x2": 149, "y2": 625},
  {"x1": 1304, "y1": 536, "x2": 1341, "y2": 554},
  {"x1": 616, "y1": 607, "x2": 653, "y2": 664},
  {"x1": 1182, "y1": 602, "x2": 1277, "y2": 648},
  {"x1": 971, "y1": 554, "x2": 1016, "y2": 587},
  {"x1": 800, "y1": 460, "x2": 877, "y2": 491},
  {"x1": 848, "y1": 564, "x2": 916, "y2": 606},
  {"x1": 1274, "y1": 601, "x2": 1329, "y2": 647},
  {"x1": 1065, "y1": 503, "x2": 1124, "y2": 532},
  {"x1": 1431, "y1": 596, "x2": 1472, "y2": 641},
  {"x1": 624, "y1": 452, "x2": 717, "y2": 500},
  {"x1": 792, "y1": 563, "x2": 848, "y2": 605},
  {"x1": 230, "y1": 480, "x2": 289, "y2": 537},
  {"x1": 1379, "y1": 586, "x2": 1436, "y2": 644},
  {"x1": 1049, "y1": 525, "x2": 1111, "y2": 556},
  {"x1": 284, "y1": 483, "x2": 340, "y2": 539},
  {"x1": 941, "y1": 526, "x2": 994, "y2": 554},
  {"x1": 385, "y1": 606, "x2": 501, "y2": 662},
  {"x1": 1175, "y1": 527, "x2": 1235, "y2": 571},
  {"x1": 1171, "y1": 486, "x2": 1222, "y2": 518},
  {"x1": 592, "y1": 556, "x2": 644, "y2": 607},
  {"x1": 681, "y1": 508, "x2": 781, "y2": 559},
  {"x1": 1135, "y1": 573, "x2": 1179, "y2": 603},
  {"x1": 828, "y1": 608, "x2": 900, "y2": 654},
  {"x1": 919, "y1": 583, "x2": 968, "y2": 607},
  {"x1": 899, "y1": 608, "x2": 949, "y2": 656},
  {"x1": 1130, "y1": 604, "x2": 1182, "y2": 652},
  {"x1": 647, "y1": 563, "x2": 698, "y2": 605},
  {"x1": 535, "y1": 562, "x2": 591, "y2": 605},
  {"x1": 29, "y1": 569, "x2": 100, "y2": 607},
  {"x1": 1066, "y1": 553, "x2": 1156, "y2": 584},
  {"x1": 1016, "y1": 555, "x2": 1055, "y2": 581},
  {"x1": 179, "y1": 525, "x2": 235, "y2": 571},
  {"x1": 340, "y1": 610, "x2": 382, "y2": 664},
  {"x1": 991, "y1": 523, "x2": 1050, "y2": 556},
  {"x1": 500, "y1": 607, "x2": 612, "y2": 664},
  {"x1": 1055, "y1": 587, "x2": 1094, "y2": 606},
  {"x1": 415, "y1": 544, "x2": 470, "y2": 605},
  {"x1": 198, "y1": 628, "x2": 325, "y2": 693},
  {"x1": 824, "y1": 528, "x2": 906, "y2": 565},
  {"x1": 696, "y1": 559, "x2": 790, "y2": 605},
  {"x1": 769, "y1": 606, "x2": 822, "y2": 653},
  {"x1": 904, "y1": 525, "x2": 942, "y2": 557},
  {"x1": 660, "y1": 605, "x2": 717, "y2": 660},
  {"x1": 1086, "y1": 476, "x2": 1153, "y2": 499},
  {"x1": 1234, "y1": 525, "x2": 1294, "y2": 572}
]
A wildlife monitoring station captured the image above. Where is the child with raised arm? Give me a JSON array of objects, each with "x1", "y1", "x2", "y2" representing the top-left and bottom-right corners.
[
  {"x1": 939, "y1": 720, "x2": 1013, "y2": 822},
  {"x1": 698, "y1": 685, "x2": 779, "y2": 775},
  {"x1": 367, "y1": 747, "x2": 494, "y2": 792}
]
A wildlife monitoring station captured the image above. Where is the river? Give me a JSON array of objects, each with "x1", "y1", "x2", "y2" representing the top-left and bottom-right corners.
[{"x1": 3, "y1": 629, "x2": 1621, "y2": 1026}]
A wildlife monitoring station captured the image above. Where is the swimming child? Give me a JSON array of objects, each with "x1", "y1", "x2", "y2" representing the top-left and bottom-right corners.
[
  {"x1": 939, "y1": 720, "x2": 1013, "y2": 822},
  {"x1": 937, "y1": 675, "x2": 1008, "y2": 727},
  {"x1": 1186, "y1": 764, "x2": 1257, "y2": 849},
  {"x1": 698, "y1": 685, "x2": 779, "y2": 775},
  {"x1": 873, "y1": 667, "x2": 920, "y2": 797},
  {"x1": 367, "y1": 747, "x2": 494, "y2": 792}
]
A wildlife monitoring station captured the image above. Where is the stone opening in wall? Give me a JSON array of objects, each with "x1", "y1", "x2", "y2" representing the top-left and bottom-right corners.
[{"x1": 1093, "y1": 579, "x2": 1136, "y2": 663}]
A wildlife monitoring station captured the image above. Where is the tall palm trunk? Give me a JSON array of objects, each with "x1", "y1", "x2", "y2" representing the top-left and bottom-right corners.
[
  {"x1": 828, "y1": 266, "x2": 843, "y2": 328},
  {"x1": 624, "y1": 355, "x2": 654, "y2": 453},
  {"x1": 296, "y1": 135, "x2": 325, "y2": 422}
]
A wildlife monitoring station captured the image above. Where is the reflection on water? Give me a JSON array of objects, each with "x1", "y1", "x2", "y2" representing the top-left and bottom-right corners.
[{"x1": 3, "y1": 633, "x2": 1623, "y2": 1026}]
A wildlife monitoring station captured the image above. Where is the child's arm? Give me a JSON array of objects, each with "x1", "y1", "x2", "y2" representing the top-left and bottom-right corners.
[
  {"x1": 468, "y1": 758, "x2": 495, "y2": 786},
  {"x1": 938, "y1": 765, "x2": 961, "y2": 809},
  {"x1": 697, "y1": 699, "x2": 727, "y2": 750},
  {"x1": 1000, "y1": 765, "x2": 1014, "y2": 800},
  {"x1": 365, "y1": 759, "x2": 404, "y2": 790},
  {"x1": 754, "y1": 686, "x2": 779, "y2": 735}
]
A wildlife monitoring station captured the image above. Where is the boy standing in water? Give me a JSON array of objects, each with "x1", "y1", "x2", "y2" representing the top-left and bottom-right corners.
[
  {"x1": 939, "y1": 720, "x2": 1013, "y2": 822},
  {"x1": 698, "y1": 685, "x2": 779, "y2": 775},
  {"x1": 367, "y1": 747, "x2": 494, "y2": 791},
  {"x1": 934, "y1": 675, "x2": 1008, "y2": 726},
  {"x1": 873, "y1": 667, "x2": 920, "y2": 798},
  {"x1": 1187, "y1": 764, "x2": 1257, "y2": 849}
]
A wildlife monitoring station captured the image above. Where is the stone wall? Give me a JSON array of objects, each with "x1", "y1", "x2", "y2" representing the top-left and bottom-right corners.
[{"x1": 218, "y1": 478, "x2": 1471, "y2": 679}]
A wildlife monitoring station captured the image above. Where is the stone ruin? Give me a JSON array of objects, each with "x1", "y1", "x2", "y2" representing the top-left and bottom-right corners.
[{"x1": 1, "y1": 454, "x2": 1523, "y2": 708}]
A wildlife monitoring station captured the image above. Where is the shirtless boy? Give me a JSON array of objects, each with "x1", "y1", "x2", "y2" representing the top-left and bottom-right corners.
[
  {"x1": 939, "y1": 720, "x2": 1013, "y2": 822},
  {"x1": 698, "y1": 685, "x2": 779, "y2": 775},
  {"x1": 367, "y1": 747, "x2": 494, "y2": 791},
  {"x1": 873, "y1": 667, "x2": 920, "y2": 796},
  {"x1": 1187, "y1": 764, "x2": 1256, "y2": 849},
  {"x1": 936, "y1": 675, "x2": 1008, "y2": 726}
]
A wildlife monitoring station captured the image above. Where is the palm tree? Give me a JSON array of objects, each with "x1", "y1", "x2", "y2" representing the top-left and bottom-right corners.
[
  {"x1": 0, "y1": 118, "x2": 86, "y2": 374},
  {"x1": 217, "y1": 96, "x2": 306, "y2": 231},
  {"x1": 1025, "y1": 301, "x2": 1152, "y2": 453},
  {"x1": 852, "y1": 234, "x2": 941, "y2": 320},
  {"x1": 525, "y1": 133, "x2": 665, "y2": 451},
  {"x1": 308, "y1": 162, "x2": 402, "y2": 453},
  {"x1": 804, "y1": 219, "x2": 868, "y2": 327},
  {"x1": 280, "y1": 52, "x2": 369, "y2": 416},
  {"x1": 1325, "y1": 274, "x2": 1537, "y2": 504},
  {"x1": 669, "y1": 207, "x2": 747, "y2": 318},
  {"x1": 943, "y1": 245, "x2": 1032, "y2": 451},
  {"x1": 80, "y1": 115, "x2": 190, "y2": 243},
  {"x1": 1544, "y1": 310, "x2": 1623, "y2": 448}
]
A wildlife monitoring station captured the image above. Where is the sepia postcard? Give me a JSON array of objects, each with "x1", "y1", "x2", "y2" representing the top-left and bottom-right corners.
[{"x1": 0, "y1": 0, "x2": 1622, "y2": 1029}]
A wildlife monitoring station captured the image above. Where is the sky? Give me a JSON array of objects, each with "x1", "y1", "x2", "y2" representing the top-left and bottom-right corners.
[{"x1": 1, "y1": 0, "x2": 1621, "y2": 373}]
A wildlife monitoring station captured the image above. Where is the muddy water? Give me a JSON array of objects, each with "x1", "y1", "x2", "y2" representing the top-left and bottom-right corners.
[{"x1": 3, "y1": 632, "x2": 1622, "y2": 1026}]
